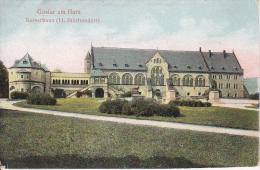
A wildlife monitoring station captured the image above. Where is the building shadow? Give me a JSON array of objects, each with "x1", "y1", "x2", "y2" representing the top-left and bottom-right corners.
[{"x1": 2, "y1": 154, "x2": 220, "y2": 169}]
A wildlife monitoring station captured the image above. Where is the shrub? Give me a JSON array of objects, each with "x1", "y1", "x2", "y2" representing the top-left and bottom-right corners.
[
  {"x1": 51, "y1": 88, "x2": 66, "y2": 98},
  {"x1": 84, "y1": 90, "x2": 92, "y2": 97},
  {"x1": 157, "y1": 104, "x2": 180, "y2": 117},
  {"x1": 99, "y1": 99, "x2": 128, "y2": 115},
  {"x1": 10, "y1": 91, "x2": 28, "y2": 99},
  {"x1": 203, "y1": 102, "x2": 212, "y2": 107},
  {"x1": 120, "y1": 91, "x2": 132, "y2": 98},
  {"x1": 122, "y1": 102, "x2": 133, "y2": 115},
  {"x1": 76, "y1": 90, "x2": 92, "y2": 98},
  {"x1": 131, "y1": 98, "x2": 158, "y2": 117},
  {"x1": 170, "y1": 100, "x2": 211, "y2": 107},
  {"x1": 27, "y1": 93, "x2": 57, "y2": 105},
  {"x1": 249, "y1": 93, "x2": 259, "y2": 100},
  {"x1": 76, "y1": 91, "x2": 82, "y2": 98}
]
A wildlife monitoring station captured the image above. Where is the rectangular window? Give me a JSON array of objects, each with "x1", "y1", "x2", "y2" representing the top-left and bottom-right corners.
[{"x1": 21, "y1": 75, "x2": 23, "y2": 78}]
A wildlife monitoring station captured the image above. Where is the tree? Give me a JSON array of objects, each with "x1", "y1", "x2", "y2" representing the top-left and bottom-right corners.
[{"x1": 0, "y1": 60, "x2": 9, "y2": 98}]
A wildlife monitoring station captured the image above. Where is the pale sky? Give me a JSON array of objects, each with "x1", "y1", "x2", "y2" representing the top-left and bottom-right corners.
[{"x1": 0, "y1": 0, "x2": 259, "y2": 78}]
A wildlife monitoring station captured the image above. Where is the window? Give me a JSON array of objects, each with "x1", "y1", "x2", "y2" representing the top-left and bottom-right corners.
[
  {"x1": 135, "y1": 73, "x2": 145, "y2": 85},
  {"x1": 21, "y1": 75, "x2": 23, "y2": 78},
  {"x1": 226, "y1": 75, "x2": 231, "y2": 79},
  {"x1": 109, "y1": 73, "x2": 120, "y2": 84},
  {"x1": 100, "y1": 78, "x2": 105, "y2": 84},
  {"x1": 23, "y1": 60, "x2": 27, "y2": 64},
  {"x1": 195, "y1": 75, "x2": 205, "y2": 87},
  {"x1": 234, "y1": 75, "x2": 238, "y2": 79},
  {"x1": 198, "y1": 92, "x2": 201, "y2": 96},
  {"x1": 122, "y1": 73, "x2": 133, "y2": 85},
  {"x1": 151, "y1": 66, "x2": 164, "y2": 85},
  {"x1": 170, "y1": 74, "x2": 180, "y2": 86},
  {"x1": 21, "y1": 88, "x2": 24, "y2": 92},
  {"x1": 94, "y1": 78, "x2": 99, "y2": 84},
  {"x1": 219, "y1": 75, "x2": 222, "y2": 79},
  {"x1": 187, "y1": 92, "x2": 190, "y2": 96},
  {"x1": 182, "y1": 75, "x2": 193, "y2": 86}
]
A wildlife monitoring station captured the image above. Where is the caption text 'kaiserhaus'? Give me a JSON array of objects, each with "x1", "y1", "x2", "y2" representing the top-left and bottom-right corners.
[{"x1": 26, "y1": 9, "x2": 100, "y2": 23}]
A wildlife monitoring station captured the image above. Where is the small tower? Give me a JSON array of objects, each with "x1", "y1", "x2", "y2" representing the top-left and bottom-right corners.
[{"x1": 84, "y1": 51, "x2": 91, "y2": 73}]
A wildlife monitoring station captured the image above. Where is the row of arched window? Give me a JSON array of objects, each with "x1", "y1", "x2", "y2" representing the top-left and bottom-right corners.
[
  {"x1": 109, "y1": 73, "x2": 146, "y2": 85},
  {"x1": 52, "y1": 79, "x2": 88, "y2": 85},
  {"x1": 170, "y1": 75, "x2": 206, "y2": 87}
]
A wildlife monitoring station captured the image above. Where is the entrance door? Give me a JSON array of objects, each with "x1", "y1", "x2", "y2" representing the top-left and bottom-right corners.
[{"x1": 95, "y1": 88, "x2": 104, "y2": 98}]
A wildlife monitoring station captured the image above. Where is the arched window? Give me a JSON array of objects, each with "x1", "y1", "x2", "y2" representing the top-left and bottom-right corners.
[
  {"x1": 53, "y1": 80, "x2": 55, "y2": 84},
  {"x1": 151, "y1": 66, "x2": 163, "y2": 85},
  {"x1": 195, "y1": 75, "x2": 206, "y2": 87},
  {"x1": 183, "y1": 75, "x2": 193, "y2": 86},
  {"x1": 122, "y1": 73, "x2": 133, "y2": 85},
  {"x1": 10, "y1": 86, "x2": 15, "y2": 91},
  {"x1": 170, "y1": 74, "x2": 180, "y2": 86},
  {"x1": 109, "y1": 73, "x2": 120, "y2": 84},
  {"x1": 135, "y1": 73, "x2": 145, "y2": 85},
  {"x1": 21, "y1": 88, "x2": 24, "y2": 92}
]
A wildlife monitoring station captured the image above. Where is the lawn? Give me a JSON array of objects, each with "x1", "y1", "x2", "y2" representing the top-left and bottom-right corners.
[
  {"x1": 14, "y1": 98, "x2": 259, "y2": 130},
  {"x1": 0, "y1": 109, "x2": 258, "y2": 168}
]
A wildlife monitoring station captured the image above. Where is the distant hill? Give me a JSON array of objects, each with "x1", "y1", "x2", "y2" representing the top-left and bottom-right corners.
[{"x1": 243, "y1": 78, "x2": 259, "y2": 94}]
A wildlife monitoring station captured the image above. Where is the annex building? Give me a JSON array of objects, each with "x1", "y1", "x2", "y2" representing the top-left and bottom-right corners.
[{"x1": 8, "y1": 46, "x2": 244, "y2": 100}]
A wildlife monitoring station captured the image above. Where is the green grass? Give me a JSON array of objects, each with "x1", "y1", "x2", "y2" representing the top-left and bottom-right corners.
[
  {"x1": 14, "y1": 98, "x2": 259, "y2": 130},
  {"x1": 245, "y1": 103, "x2": 259, "y2": 109},
  {"x1": 0, "y1": 109, "x2": 258, "y2": 168}
]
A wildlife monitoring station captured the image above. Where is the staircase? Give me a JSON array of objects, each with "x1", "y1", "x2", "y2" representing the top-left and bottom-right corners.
[
  {"x1": 108, "y1": 85, "x2": 124, "y2": 97},
  {"x1": 67, "y1": 84, "x2": 91, "y2": 98}
]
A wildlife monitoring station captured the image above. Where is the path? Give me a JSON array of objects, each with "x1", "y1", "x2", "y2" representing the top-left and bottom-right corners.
[{"x1": 0, "y1": 99, "x2": 259, "y2": 138}]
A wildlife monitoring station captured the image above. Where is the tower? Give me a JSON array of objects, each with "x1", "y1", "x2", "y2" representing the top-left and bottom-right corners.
[{"x1": 84, "y1": 51, "x2": 91, "y2": 73}]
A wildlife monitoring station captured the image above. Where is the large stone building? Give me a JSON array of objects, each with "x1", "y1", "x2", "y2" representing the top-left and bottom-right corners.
[{"x1": 9, "y1": 46, "x2": 244, "y2": 100}]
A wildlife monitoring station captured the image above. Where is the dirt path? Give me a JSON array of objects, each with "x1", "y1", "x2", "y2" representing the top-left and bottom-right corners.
[{"x1": 0, "y1": 99, "x2": 259, "y2": 138}]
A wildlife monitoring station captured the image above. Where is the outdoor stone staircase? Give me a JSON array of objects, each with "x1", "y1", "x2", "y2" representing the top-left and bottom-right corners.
[
  {"x1": 108, "y1": 85, "x2": 124, "y2": 97},
  {"x1": 67, "y1": 84, "x2": 91, "y2": 98}
]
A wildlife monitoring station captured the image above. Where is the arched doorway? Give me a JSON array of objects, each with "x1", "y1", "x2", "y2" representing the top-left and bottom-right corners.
[
  {"x1": 32, "y1": 86, "x2": 42, "y2": 94},
  {"x1": 95, "y1": 88, "x2": 104, "y2": 98},
  {"x1": 155, "y1": 89, "x2": 161, "y2": 97}
]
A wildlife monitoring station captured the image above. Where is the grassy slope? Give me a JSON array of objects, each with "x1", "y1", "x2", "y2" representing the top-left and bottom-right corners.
[
  {"x1": 0, "y1": 109, "x2": 258, "y2": 168},
  {"x1": 14, "y1": 98, "x2": 259, "y2": 130}
]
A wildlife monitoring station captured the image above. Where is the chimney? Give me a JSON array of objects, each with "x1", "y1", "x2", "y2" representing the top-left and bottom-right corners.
[
  {"x1": 199, "y1": 47, "x2": 201, "y2": 52},
  {"x1": 223, "y1": 50, "x2": 226, "y2": 58},
  {"x1": 209, "y1": 50, "x2": 211, "y2": 57}
]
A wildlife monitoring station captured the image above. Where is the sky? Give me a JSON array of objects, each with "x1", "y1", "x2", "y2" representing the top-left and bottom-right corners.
[{"x1": 0, "y1": 0, "x2": 259, "y2": 78}]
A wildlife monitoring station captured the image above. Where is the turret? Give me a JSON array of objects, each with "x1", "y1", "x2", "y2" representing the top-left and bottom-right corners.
[{"x1": 84, "y1": 51, "x2": 91, "y2": 73}]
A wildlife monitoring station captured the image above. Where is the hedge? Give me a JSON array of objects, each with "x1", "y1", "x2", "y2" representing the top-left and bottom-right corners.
[
  {"x1": 99, "y1": 98, "x2": 181, "y2": 118},
  {"x1": 10, "y1": 91, "x2": 28, "y2": 99},
  {"x1": 168, "y1": 100, "x2": 211, "y2": 107},
  {"x1": 27, "y1": 93, "x2": 57, "y2": 105},
  {"x1": 76, "y1": 90, "x2": 92, "y2": 98}
]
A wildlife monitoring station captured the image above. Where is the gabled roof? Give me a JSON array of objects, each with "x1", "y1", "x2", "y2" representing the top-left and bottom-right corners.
[
  {"x1": 91, "y1": 69, "x2": 107, "y2": 77},
  {"x1": 10, "y1": 53, "x2": 49, "y2": 71},
  {"x1": 201, "y1": 51, "x2": 243, "y2": 74},
  {"x1": 92, "y1": 47, "x2": 208, "y2": 72}
]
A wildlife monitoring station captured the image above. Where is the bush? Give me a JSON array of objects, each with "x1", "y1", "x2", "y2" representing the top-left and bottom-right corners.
[
  {"x1": 84, "y1": 90, "x2": 92, "y2": 97},
  {"x1": 122, "y1": 102, "x2": 133, "y2": 115},
  {"x1": 10, "y1": 91, "x2": 28, "y2": 99},
  {"x1": 169, "y1": 100, "x2": 211, "y2": 107},
  {"x1": 76, "y1": 90, "x2": 92, "y2": 98},
  {"x1": 203, "y1": 102, "x2": 212, "y2": 107},
  {"x1": 99, "y1": 98, "x2": 182, "y2": 118},
  {"x1": 51, "y1": 88, "x2": 66, "y2": 98},
  {"x1": 27, "y1": 93, "x2": 57, "y2": 105},
  {"x1": 156, "y1": 104, "x2": 180, "y2": 118},
  {"x1": 120, "y1": 91, "x2": 132, "y2": 98},
  {"x1": 99, "y1": 99, "x2": 128, "y2": 115},
  {"x1": 131, "y1": 98, "x2": 159, "y2": 117},
  {"x1": 249, "y1": 93, "x2": 259, "y2": 100}
]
